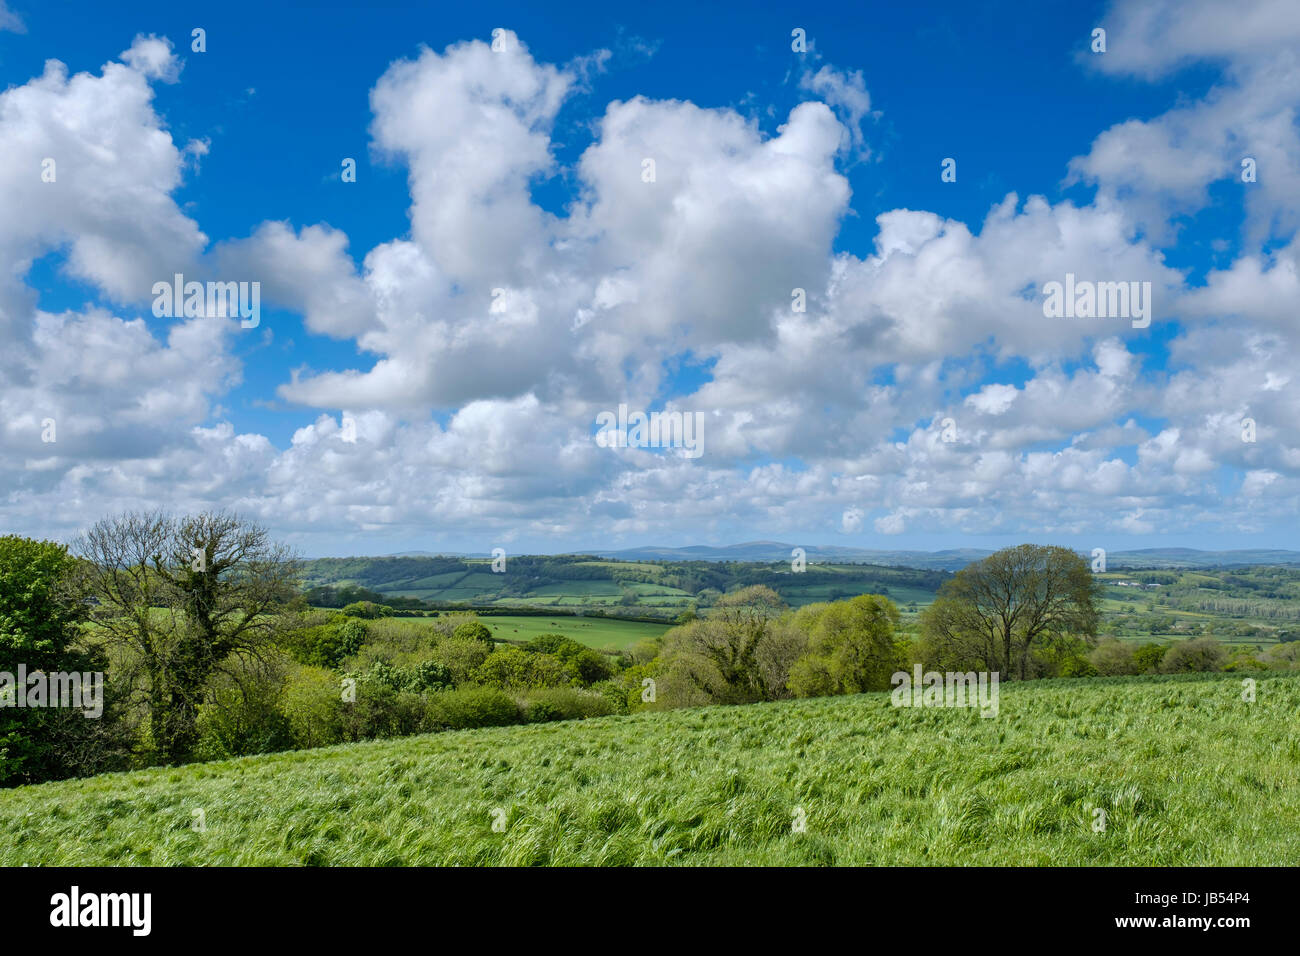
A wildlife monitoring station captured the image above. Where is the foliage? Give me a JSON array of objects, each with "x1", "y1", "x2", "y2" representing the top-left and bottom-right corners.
[
  {"x1": 340, "y1": 601, "x2": 393, "y2": 619},
  {"x1": 422, "y1": 686, "x2": 518, "y2": 731},
  {"x1": 283, "y1": 615, "x2": 368, "y2": 668},
  {"x1": 0, "y1": 535, "x2": 128, "y2": 786},
  {"x1": 75, "y1": 510, "x2": 300, "y2": 764},
  {"x1": 920, "y1": 545, "x2": 1102, "y2": 680},
  {"x1": 476, "y1": 646, "x2": 577, "y2": 690},
  {"x1": 656, "y1": 586, "x2": 789, "y2": 706},
  {"x1": 1160, "y1": 637, "x2": 1228, "y2": 674},
  {"x1": 517, "y1": 686, "x2": 614, "y2": 723},
  {"x1": 787, "y1": 595, "x2": 902, "y2": 697},
  {"x1": 1089, "y1": 638, "x2": 1139, "y2": 676},
  {"x1": 452, "y1": 620, "x2": 495, "y2": 646},
  {"x1": 524, "y1": 633, "x2": 614, "y2": 685}
]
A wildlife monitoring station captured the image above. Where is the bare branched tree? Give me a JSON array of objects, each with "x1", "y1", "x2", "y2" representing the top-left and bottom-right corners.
[{"x1": 74, "y1": 511, "x2": 300, "y2": 764}]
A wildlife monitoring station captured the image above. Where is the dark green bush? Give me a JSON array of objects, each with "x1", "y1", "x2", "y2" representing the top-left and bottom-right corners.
[
  {"x1": 423, "y1": 686, "x2": 519, "y2": 731},
  {"x1": 452, "y1": 620, "x2": 495, "y2": 646},
  {"x1": 516, "y1": 686, "x2": 615, "y2": 722},
  {"x1": 340, "y1": 601, "x2": 393, "y2": 619},
  {"x1": 196, "y1": 665, "x2": 294, "y2": 760},
  {"x1": 524, "y1": 634, "x2": 615, "y2": 685},
  {"x1": 283, "y1": 615, "x2": 368, "y2": 668}
]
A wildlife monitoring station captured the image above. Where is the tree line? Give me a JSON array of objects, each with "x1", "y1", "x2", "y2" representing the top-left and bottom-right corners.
[{"x1": 3, "y1": 521, "x2": 1294, "y2": 788}]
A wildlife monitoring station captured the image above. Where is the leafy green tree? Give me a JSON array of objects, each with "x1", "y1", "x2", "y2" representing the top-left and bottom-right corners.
[
  {"x1": 787, "y1": 594, "x2": 902, "y2": 697},
  {"x1": 524, "y1": 634, "x2": 613, "y2": 685},
  {"x1": 1132, "y1": 642, "x2": 1168, "y2": 674},
  {"x1": 919, "y1": 545, "x2": 1102, "y2": 680},
  {"x1": 0, "y1": 536, "x2": 124, "y2": 785},
  {"x1": 283, "y1": 614, "x2": 368, "y2": 668},
  {"x1": 340, "y1": 601, "x2": 392, "y2": 619},
  {"x1": 429, "y1": 636, "x2": 491, "y2": 685},
  {"x1": 657, "y1": 586, "x2": 788, "y2": 705}
]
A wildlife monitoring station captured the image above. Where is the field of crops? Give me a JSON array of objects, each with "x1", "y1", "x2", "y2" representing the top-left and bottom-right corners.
[{"x1": 3, "y1": 672, "x2": 1296, "y2": 866}]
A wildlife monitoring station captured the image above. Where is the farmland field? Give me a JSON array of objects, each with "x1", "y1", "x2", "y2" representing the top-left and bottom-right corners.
[
  {"x1": 480, "y1": 614, "x2": 669, "y2": 650},
  {"x1": 3, "y1": 672, "x2": 1296, "y2": 866}
]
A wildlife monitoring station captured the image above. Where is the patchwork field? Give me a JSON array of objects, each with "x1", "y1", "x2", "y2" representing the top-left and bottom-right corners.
[{"x1": 4, "y1": 672, "x2": 1295, "y2": 866}]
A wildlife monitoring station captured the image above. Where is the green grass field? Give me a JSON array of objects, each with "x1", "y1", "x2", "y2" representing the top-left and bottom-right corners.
[
  {"x1": 480, "y1": 615, "x2": 669, "y2": 650},
  {"x1": 3, "y1": 672, "x2": 1296, "y2": 866}
]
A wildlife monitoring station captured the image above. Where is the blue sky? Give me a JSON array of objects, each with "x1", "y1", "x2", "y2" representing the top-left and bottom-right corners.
[{"x1": 1, "y1": 0, "x2": 1297, "y2": 556}]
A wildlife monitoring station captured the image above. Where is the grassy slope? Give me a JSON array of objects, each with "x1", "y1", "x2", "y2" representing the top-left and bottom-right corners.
[{"x1": 3, "y1": 673, "x2": 1297, "y2": 866}]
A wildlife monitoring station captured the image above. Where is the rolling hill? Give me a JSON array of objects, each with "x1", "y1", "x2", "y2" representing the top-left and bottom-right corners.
[{"x1": 4, "y1": 672, "x2": 1296, "y2": 866}]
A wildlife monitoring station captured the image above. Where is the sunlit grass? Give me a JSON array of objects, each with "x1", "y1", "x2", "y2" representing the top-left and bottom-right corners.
[{"x1": 2, "y1": 672, "x2": 1296, "y2": 866}]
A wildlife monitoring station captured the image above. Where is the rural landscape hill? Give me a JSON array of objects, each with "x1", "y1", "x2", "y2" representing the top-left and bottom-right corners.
[
  {"x1": 298, "y1": 549, "x2": 1300, "y2": 649},
  {"x1": 376, "y1": 543, "x2": 1300, "y2": 570}
]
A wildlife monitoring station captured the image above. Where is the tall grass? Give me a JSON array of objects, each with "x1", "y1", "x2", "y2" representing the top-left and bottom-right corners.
[{"x1": 2, "y1": 672, "x2": 1296, "y2": 866}]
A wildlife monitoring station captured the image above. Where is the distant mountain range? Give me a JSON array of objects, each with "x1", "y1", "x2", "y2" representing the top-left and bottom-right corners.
[{"x1": 379, "y1": 542, "x2": 1300, "y2": 571}]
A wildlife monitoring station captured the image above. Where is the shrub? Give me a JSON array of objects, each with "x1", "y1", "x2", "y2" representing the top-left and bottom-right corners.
[
  {"x1": 476, "y1": 646, "x2": 577, "y2": 689},
  {"x1": 340, "y1": 601, "x2": 392, "y2": 619},
  {"x1": 351, "y1": 659, "x2": 451, "y2": 694},
  {"x1": 1132, "y1": 643, "x2": 1168, "y2": 674},
  {"x1": 339, "y1": 684, "x2": 427, "y2": 741},
  {"x1": 280, "y1": 665, "x2": 346, "y2": 749},
  {"x1": 1088, "y1": 638, "x2": 1139, "y2": 676},
  {"x1": 423, "y1": 686, "x2": 519, "y2": 731},
  {"x1": 196, "y1": 660, "x2": 294, "y2": 760},
  {"x1": 517, "y1": 686, "x2": 614, "y2": 723},
  {"x1": 452, "y1": 620, "x2": 495, "y2": 646},
  {"x1": 524, "y1": 700, "x2": 561, "y2": 723},
  {"x1": 1160, "y1": 637, "x2": 1228, "y2": 674},
  {"x1": 429, "y1": 636, "x2": 491, "y2": 685},
  {"x1": 1058, "y1": 653, "x2": 1098, "y2": 678},
  {"x1": 282, "y1": 615, "x2": 367, "y2": 668},
  {"x1": 524, "y1": 634, "x2": 615, "y2": 685}
]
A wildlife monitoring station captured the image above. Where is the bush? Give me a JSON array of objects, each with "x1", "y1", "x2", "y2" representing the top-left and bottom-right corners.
[
  {"x1": 340, "y1": 601, "x2": 392, "y2": 620},
  {"x1": 517, "y1": 686, "x2": 615, "y2": 723},
  {"x1": 523, "y1": 700, "x2": 561, "y2": 723},
  {"x1": 1132, "y1": 643, "x2": 1168, "y2": 674},
  {"x1": 476, "y1": 646, "x2": 577, "y2": 689},
  {"x1": 196, "y1": 660, "x2": 294, "y2": 760},
  {"x1": 1160, "y1": 638, "x2": 1228, "y2": 674},
  {"x1": 423, "y1": 686, "x2": 519, "y2": 731},
  {"x1": 282, "y1": 615, "x2": 368, "y2": 668},
  {"x1": 524, "y1": 634, "x2": 615, "y2": 685},
  {"x1": 339, "y1": 683, "x2": 427, "y2": 741},
  {"x1": 429, "y1": 636, "x2": 491, "y2": 685},
  {"x1": 351, "y1": 659, "x2": 451, "y2": 694},
  {"x1": 452, "y1": 620, "x2": 495, "y2": 646},
  {"x1": 1089, "y1": 638, "x2": 1139, "y2": 676},
  {"x1": 280, "y1": 665, "x2": 346, "y2": 749}
]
